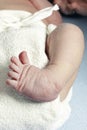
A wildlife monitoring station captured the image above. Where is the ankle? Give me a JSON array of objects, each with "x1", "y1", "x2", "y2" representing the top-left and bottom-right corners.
[{"x1": 44, "y1": 63, "x2": 63, "y2": 89}]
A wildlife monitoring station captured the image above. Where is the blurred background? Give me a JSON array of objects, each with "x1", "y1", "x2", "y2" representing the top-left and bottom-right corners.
[{"x1": 59, "y1": 15, "x2": 87, "y2": 130}]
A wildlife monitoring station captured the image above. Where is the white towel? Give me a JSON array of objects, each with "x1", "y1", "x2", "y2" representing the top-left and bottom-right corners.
[{"x1": 0, "y1": 5, "x2": 72, "y2": 130}]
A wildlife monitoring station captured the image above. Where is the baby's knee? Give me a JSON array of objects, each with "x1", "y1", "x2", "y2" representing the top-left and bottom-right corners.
[
  {"x1": 62, "y1": 23, "x2": 84, "y2": 37},
  {"x1": 68, "y1": 23, "x2": 84, "y2": 49},
  {"x1": 58, "y1": 23, "x2": 84, "y2": 48}
]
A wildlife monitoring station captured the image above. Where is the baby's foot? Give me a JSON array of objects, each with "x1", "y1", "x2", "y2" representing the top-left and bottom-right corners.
[
  {"x1": 6, "y1": 51, "x2": 30, "y2": 90},
  {"x1": 6, "y1": 51, "x2": 60, "y2": 102}
]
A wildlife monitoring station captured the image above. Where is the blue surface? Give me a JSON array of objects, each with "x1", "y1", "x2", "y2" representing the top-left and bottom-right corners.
[{"x1": 58, "y1": 16, "x2": 87, "y2": 130}]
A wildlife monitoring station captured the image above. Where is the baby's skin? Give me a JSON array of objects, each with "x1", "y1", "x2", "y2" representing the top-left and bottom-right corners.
[
  {"x1": 5, "y1": 0, "x2": 62, "y2": 102},
  {"x1": 6, "y1": 51, "x2": 61, "y2": 102}
]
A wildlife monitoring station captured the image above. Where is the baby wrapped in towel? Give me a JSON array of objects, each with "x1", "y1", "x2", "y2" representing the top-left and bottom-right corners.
[
  {"x1": 0, "y1": 1, "x2": 84, "y2": 129},
  {"x1": 0, "y1": 5, "x2": 72, "y2": 130}
]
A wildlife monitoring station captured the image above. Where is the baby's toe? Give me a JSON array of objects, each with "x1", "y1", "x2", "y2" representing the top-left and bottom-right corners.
[
  {"x1": 8, "y1": 71, "x2": 20, "y2": 80},
  {"x1": 11, "y1": 56, "x2": 21, "y2": 66},
  {"x1": 6, "y1": 79, "x2": 18, "y2": 89},
  {"x1": 19, "y1": 51, "x2": 30, "y2": 64},
  {"x1": 9, "y1": 62, "x2": 20, "y2": 73}
]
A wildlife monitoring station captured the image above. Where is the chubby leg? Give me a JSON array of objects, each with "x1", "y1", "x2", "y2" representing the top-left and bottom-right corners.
[
  {"x1": 46, "y1": 23, "x2": 84, "y2": 101},
  {"x1": 6, "y1": 23, "x2": 84, "y2": 102},
  {"x1": 6, "y1": 51, "x2": 60, "y2": 102}
]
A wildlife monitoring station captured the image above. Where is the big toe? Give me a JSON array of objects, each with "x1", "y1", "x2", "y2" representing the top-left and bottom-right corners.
[{"x1": 19, "y1": 51, "x2": 30, "y2": 64}]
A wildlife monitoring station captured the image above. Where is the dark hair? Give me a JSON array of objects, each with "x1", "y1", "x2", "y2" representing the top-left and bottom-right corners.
[{"x1": 48, "y1": 0, "x2": 53, "y2": 3}]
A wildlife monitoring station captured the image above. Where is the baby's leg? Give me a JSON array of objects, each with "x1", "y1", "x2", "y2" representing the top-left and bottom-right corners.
[
  {"x1": 46, "y1": 23, "x2": 84, "y2": 101},
  {"x1": 6, "y1": 23, "x2": 84, "y2": 102},
  {"x1": 7, "y1": 51, "x2": 60, "y2": 102}
]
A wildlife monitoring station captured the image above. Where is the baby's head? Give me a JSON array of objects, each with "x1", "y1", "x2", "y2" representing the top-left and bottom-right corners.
[{"x1": 53, "y1": 0, "x2": 87, "y2": 16}]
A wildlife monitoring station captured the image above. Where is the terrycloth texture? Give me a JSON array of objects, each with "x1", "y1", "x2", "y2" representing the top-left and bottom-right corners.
[{"x1": 0, "y1": 5, "x2": 72, "y2": 130}]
